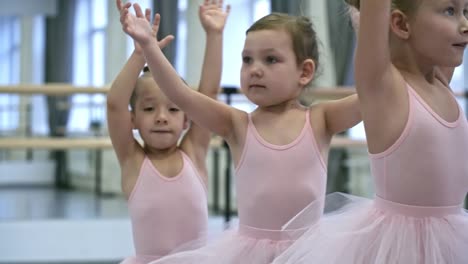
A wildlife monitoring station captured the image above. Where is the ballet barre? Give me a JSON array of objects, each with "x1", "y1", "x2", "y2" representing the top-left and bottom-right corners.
[
  {"x1": 0, "y1": 84, "x2": 110, "y2": 95},
  {"x1": 0, "y1": 84, "x2": 361, "y2": 99},
  {"x1": 1, "y1": 85, "x2": 466, "y2": 99},
  {"x1": 0, "y1": 136, "x2": 367, "y2": 149}
]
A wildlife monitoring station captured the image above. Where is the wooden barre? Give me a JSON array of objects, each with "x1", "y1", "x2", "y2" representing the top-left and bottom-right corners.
[
  {"x1": 1, "y1": 84, "x2": 465, "y2": 99},
  {"x1": 0, "y1": 84, "x2": 357, "y2": 98},
  {"x1": 0, "y1": 137, "x2": 113, "y2": 149},
  {"x1": 0, "y1": 136, "x2": 367, "y2": 150},
  {"x1": 0, "y1": 84, "x2": 111, "y2": 95}
]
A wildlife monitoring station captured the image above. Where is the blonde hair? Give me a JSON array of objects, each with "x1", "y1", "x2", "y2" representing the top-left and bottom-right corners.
[
  {"x1": 129, "y1": 67, "x2": 152, "y2": 111},
  {"x1": 129, "y1": 67, "x2": 188, "y2": 112}
]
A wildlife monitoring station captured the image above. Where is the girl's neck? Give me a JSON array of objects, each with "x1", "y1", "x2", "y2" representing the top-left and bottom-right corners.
[
  {"x1": 256, "y1": 99, "x2": 303, "y2": 114},
  {"x1": 389, "y1": 35, "x2": 437, "y2": 83},
  {"x1": 391, "y1": 44, "x2": 437, "y2": 84},
  {"x1": 394, "y1": 61, "x2": 438, "y2": 85},
  {"x1": 144, "y1": 145, "x2": 179, "y2": 160}
]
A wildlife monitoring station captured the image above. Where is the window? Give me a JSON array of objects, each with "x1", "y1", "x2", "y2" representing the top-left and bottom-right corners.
[
  {"x1": 30, "y1": 16, "x2": 48, "y2": 136},
  {"x1": 70, "y1": 0, "x2": 108, "y2": 134},
  {"x1": 71, "y1": 0, "x2": 159, "y2": 134},
  {"x1": 0, "y1": 16, "x2": 21, "y2": 134},
  {"x1": 175, "y1": 0, "x2": 187, "y2": 77}
]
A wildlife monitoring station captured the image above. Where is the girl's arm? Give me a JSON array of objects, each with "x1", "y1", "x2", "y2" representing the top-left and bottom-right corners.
[
  {"x1": 109, "y1": 0, "x2": 174, "y2": 165},
  {"x1": 350, "y1": 0, "x2": 396, "y2": 93},
  {"x1": 322, "y1": 94, "x2": 361, "y2": 135},
  {"x1": 107, "y1": 51, "x2": 146, "y2": 165},
  {"x1": 181, "y1": 0, "x2": 231, "y2": 181},
  {"x1": 346, "y1": 0, "x2": 408, "y2": 153},
  {"x1": 121, "y1": 3, "x2": 242, "y2": 144}
]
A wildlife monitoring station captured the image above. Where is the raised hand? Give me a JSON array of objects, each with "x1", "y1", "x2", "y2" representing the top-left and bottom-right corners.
[
  {"x1": 199, "y1": 0, "x2": 231, "y2": 34},
  {"x1": 151, "y1": 14, "x2": 174, "y2": 49},
  {"x1": 117, "y1": 0, "x2": 148, "y2": 53},
  {"x1": 117, "y1": 0, "x2": 174, "y2": 51},
  {"x1": 118, "y1": 1, "x2": 153, "y2": 46}
]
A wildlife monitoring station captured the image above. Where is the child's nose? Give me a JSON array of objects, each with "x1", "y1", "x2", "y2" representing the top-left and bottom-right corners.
[
  {"x1": 460, "y1": 17, "x2": 468, "y2": 34},
  {"x1": 155, "y1": 112, "x2": 168, "y2": 124},
  {"x1": 250, "y1": 63, "x2": 263, "y2": 77}
]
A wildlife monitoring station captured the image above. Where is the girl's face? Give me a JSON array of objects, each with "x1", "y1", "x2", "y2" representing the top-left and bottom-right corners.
[
  {"x1": 240, "y1": 29, "x2": 309, "y2": 107},
  {"x1": 132, "y1": 77, "x2": 188, "y2": 151},
  {"x1": 406, "y1": 0, "x2": 468, "y2": 67}
]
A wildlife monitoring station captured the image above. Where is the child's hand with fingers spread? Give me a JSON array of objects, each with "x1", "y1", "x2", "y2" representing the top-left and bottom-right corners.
[
  {"x1": 117, "y1": 0, "x2": 151, "y2": 53},
  {"x1": 199, "y1": 0, "x2": 231, "y2": 34},
  {"x1": 119, "y1": 2, "x2": 156, "y2": 47},
  {"x1": 151, "y1": 14, "x2": 175, "y2": 50},
  {"x1": 117, "y1": 0, "x2": 174, "y2": 51}
]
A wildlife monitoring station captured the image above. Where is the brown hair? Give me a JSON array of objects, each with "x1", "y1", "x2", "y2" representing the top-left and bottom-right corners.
[
  {"x1": 246, "y1": 13, "x2": 320, "y2": 70},
  {"x1": 344, "y1": 0, "x2": 421, "y2": 15}
]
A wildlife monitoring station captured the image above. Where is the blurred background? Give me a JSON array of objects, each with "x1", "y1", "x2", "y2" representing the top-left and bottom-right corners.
[{"x1": 0, "y1": 0, "x2": 467, "y2": 263}]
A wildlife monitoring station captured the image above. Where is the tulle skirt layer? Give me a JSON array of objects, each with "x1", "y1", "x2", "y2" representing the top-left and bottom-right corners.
[
  {"x1": 149, "y1": 224, "x2": 310, "y2": 264},
  {"x1": 273, "y1": 193, "x2": 468, "y2": 264},
  {"x1": 120, "y1": 234, "x2": 208, "y2": 264}
]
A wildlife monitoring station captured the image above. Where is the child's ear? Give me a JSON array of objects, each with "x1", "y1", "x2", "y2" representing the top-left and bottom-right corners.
[
  {"x1": 390, "y1": 9, "x2": 410, "y2": 39},
  {"x1": 299, "y1": 59, "x2": 315, "y2": 87},
  {"x1": 183, "y1": 114, "x2": 190, "y2": 130},
  {"x1": 131, "y1": 112, "x2": 137, "y2": 130}
]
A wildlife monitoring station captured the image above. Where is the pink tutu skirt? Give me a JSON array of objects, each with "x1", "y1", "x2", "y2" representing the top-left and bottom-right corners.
[
  {"x1": 273, "y1": 193, "x2": 468, "y2": 264},
  {"x1": 148, "y1": 224, "x2": 310, "y2": 264},
  {"x1": 120, "y1": 235, "x2": 208, "y2": 264}
]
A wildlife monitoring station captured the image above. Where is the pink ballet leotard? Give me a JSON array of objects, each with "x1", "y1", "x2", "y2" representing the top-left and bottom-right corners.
[
  {"x1": 151, "y1": 109, "x2": 328, "y2": 264},
  {"x1": 121, "y1": 151, "x2": 208, "y2": 264},
  {"x1": 273, "y1": 84, "x2": 468, "y2": 264}
]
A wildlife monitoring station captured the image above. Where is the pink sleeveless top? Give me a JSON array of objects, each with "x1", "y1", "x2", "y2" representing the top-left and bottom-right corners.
[
  {"x1": 235, "y1": 109, "x2": 327, "y2": 234},
  {"x1": 128, "y1": 151, "x2": 208, "y2": 260},
  {"x1": 370, "y1": 84, "x2": 468, "y2": 212}
]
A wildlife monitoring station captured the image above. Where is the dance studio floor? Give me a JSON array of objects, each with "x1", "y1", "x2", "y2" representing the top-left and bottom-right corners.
[{"x1": 0, "y1": 186, "x2": 229, "y2": 264}]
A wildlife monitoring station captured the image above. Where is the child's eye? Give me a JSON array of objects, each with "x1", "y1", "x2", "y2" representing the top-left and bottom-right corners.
[
  {"x1": 444, "y1": 7, "x2": 455, "y2": 16},
  {"x1": 242, "y1": 56, "x2": 253, "y2": 64},
  {"x1": 143, "y1": 107, "x2": 154, "y2": 112},
  {"x1": 169, "y1": 107, "x2": 180, "y2": 112},
  {"x1": 266, "y1": 56, "x2": 278, "y2": 64},
  {"x1": 464, "y1": 9, "x2": 468, "y2": 18}
]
